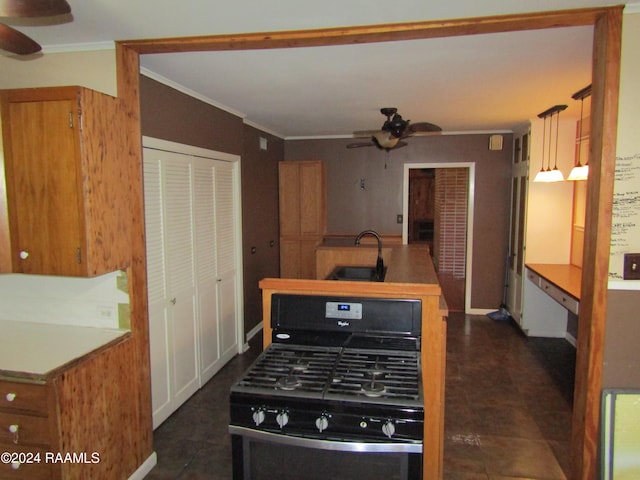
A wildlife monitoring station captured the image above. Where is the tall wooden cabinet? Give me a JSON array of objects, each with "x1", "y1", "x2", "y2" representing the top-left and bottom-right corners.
[
  {"x1": 0, "y1": 87, "x2": 130, "y2": 276},
  {"x1": 143, "y1": 139, "x2": 242, "y2": 428},
  {"x1": 279, "y1": 161, "x2": 326, "y2": 278}
]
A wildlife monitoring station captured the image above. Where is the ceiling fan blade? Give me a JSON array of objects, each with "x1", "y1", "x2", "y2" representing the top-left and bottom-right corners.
[
  {"x1": 0, "y1": 0, "x2": 70, "y2": 17},
  {"x1": 0, "y1": 23, "x2": 41, "y2": 54},
  {"x1": 346, "y1": 141, "x2": 375, "y2": 149},
  {"x1": 407, "y1": 122, "x2": 443, "y2": 134}
]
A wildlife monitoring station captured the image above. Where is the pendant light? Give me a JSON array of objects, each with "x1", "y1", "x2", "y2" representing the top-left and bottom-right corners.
[
  {"x1": 533, "y1": 114, "x2": 550, "y2": 182},
  {"x1": 567, "y1": 85, "x2": 592, "y2": 181},
  {"x1": 547, "y1": 107, "x2": 566, "y2": 182},
  {"x1": 534, "y1": 104, "x2": 567, "y2": 182}
]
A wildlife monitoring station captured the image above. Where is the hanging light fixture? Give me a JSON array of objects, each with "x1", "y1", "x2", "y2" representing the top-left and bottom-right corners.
[
  {"x1": 547, "y1": 106, "x2": 567, "y2": 182},
  {"x1": 534, "y1": 104, "x2": 567, "y2": 182},
  {"x1": 567, "y1": 84, "x2": 592, "y2": 181},
  {"x1": 534, "y1": 114, "x2": 550, "y2": 182}
]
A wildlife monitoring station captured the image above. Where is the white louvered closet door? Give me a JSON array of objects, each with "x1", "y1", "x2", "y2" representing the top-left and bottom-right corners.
[
  {"x1": 192, "y1": 160, "x2": 220, "y2": 383},
  {"x1": 143, "y1": 148, "x2": 199, "y2": 428},
  {"x1": 215, "y1": 162, "x2": 239, "y2": 364},
  {"x1": 144, "y1": 139, "x2": 242, "y2": 429},
  {"x1": 163, "y1": 156, "x2": 199, "y2": 407},
  {"x1": 143, "y1": 152, "x2": 171, "y2": 427}
]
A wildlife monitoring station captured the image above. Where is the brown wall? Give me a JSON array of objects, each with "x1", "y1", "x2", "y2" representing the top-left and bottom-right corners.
[
  {"x1": 139, "y1": 75, "x2": 243, "y2": 154},
  {"x1": 241, "y1": 125, "x2": 282, "y2": 333},
  {"x1": 285, "y1": 134, "x2": 513, "y2": 310},
  {"x1": 139, "y1": 75, "x2": 282, "y2": 338}
]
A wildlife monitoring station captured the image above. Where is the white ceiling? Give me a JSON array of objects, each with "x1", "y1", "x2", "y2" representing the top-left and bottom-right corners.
[{"x1": 4, "y1": 0, "x2": 632, "y2": 138}]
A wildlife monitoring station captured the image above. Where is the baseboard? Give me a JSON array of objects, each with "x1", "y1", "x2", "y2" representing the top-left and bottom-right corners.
[
  {"x1": 243, "y1": 321, "x2": 263, "y2": 351},
  {"x1": 128, "y1": 452, "x2": 157, "y2": 480},
  {"x1": 565, "y1": 332, "x2": 577, "y2": 347},
  {"x1": 467, "y1": 308, "x2": 495, "y2": 315}
]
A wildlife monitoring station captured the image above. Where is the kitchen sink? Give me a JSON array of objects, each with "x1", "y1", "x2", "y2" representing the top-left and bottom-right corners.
[{"x1": 326, "y1": 265, "x2": 387, "y2": 282}]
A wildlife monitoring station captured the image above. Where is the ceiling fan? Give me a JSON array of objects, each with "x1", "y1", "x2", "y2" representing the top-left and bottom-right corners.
[
  {"x1": 0, "y1": 0, "x2": 71, "y2": 55},
  {"x1": 347, "y1": 107, "x2": 442, "y2": 151}
]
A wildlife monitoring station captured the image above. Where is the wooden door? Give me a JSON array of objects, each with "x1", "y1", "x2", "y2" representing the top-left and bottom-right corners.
[{"x1": 5, "y1": 99, "x2": 84, "y2": 275}]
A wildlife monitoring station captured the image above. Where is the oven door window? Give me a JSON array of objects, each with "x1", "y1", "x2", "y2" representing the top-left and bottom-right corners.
[{"x1": 232, "y1": 434, "x2": 422, "y2": 480}]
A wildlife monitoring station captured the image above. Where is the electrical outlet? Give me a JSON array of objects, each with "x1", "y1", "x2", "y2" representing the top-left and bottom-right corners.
[
  {"x1": 623, "y1": 253, "x2": 640, "y2": 280},
  {"x1": 97, "y1": 305, "x2": 115, "y2": 320},
  {"x1": 396, "y1": 214, "x2": 403, "y2": 224}
]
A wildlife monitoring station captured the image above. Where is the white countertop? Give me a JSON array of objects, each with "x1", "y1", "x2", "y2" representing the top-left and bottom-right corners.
[{"x1": 0, "y1": 320, "x2": 129, "y2": 381}]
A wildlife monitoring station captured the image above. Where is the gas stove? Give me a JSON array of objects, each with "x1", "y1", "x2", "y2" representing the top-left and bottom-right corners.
[{"x1": 229, "y1": 294, "x2": 424, "y2": 480}]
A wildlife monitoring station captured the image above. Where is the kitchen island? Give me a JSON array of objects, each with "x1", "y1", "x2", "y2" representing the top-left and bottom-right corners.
[{"x1": 260, "y1": 243, "x2": 447, "y2": 479}]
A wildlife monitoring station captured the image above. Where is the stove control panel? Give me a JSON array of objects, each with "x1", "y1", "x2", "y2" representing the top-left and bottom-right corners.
[
  {"x1": 236, "y1": 402, "x2": 422, "y2": 442},
  {"x1": 325, "y1": 301, "x2": 362, "y2": 320}
]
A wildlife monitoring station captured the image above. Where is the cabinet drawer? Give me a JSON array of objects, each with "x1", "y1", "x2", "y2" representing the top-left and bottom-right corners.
[
  {"x1": 0, "y1": 412, "x2": 52, "y2": 446},
  {"x1": 0, "y1": 382, "x2": 48, "y2": 415},
  {"x1": 526, "y1": 269, "x2": 541, "y2": 286},
  {"x1": 540, "y1": 279, "x2": 580, "y2": 315},
  {"x1": 0, "y1": 445, "x2": 58, "y2": 480}
]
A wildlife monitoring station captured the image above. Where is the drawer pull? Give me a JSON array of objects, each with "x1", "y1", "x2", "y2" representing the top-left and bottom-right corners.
[
  {"x1": 5, "y1": 392, "x2": 16, "y2": 402},
  {"x1": 8, "y1": 424, "x2": 19, "y2": 444}
]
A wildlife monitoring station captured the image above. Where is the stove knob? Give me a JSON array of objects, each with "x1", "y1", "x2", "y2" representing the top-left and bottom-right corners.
[
  {"x1": 382, "y1": 420, "x2": 396, "y2": 439},
  {"x1": 252, "y1": 408, "x2": 266, "y2": 426},
  {"x1": 315, "y1": 414, "x2": 329, "y2": 433},
  {"x1": 276, "y1": 411, "x2": 289, "y2": 429}
]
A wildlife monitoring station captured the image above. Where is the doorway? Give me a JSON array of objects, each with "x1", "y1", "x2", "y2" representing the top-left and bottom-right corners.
[{"x1": 403, "y1": 163, "x2": 475, "y2": 313}]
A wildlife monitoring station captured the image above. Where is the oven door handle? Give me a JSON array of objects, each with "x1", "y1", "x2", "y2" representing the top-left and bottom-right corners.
[{"x1": 229, "y1": 426, "x2": 423, "y2": 454}]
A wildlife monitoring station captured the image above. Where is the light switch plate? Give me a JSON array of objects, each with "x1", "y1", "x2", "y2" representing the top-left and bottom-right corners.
[{"x1": 623, "y1": 253, "x2": 640, "y2": 280}]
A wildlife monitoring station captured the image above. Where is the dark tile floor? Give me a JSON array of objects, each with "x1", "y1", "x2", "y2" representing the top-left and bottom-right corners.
[{"x1": 145, "y1": 313, "x2": 575, "y2": 479}]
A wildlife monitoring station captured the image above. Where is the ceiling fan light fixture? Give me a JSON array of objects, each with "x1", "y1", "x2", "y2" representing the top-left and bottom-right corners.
[{"x1": 372, "y1": 131, "x2": 400, "y2": 149}]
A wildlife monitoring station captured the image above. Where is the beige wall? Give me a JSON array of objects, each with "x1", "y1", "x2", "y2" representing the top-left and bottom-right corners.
[
  {"x1": 0, "y1": 49, "x2": 117, "y2": 95},
  {"x1": 609, "y1": 10, "x2": 640, "y2": 282}
]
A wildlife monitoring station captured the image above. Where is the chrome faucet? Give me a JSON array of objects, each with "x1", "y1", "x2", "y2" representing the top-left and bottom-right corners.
[{"x1": 354, "y1": 230, "x2": 384, "y2": 281}]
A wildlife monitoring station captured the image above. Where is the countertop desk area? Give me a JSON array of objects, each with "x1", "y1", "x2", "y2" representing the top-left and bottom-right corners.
[
  {"x1": 526, "y1": 263, "x2": 582, "y2": 300},
  {"x1": 522, "y1": 263, "x2": 582, "y2": 341}
]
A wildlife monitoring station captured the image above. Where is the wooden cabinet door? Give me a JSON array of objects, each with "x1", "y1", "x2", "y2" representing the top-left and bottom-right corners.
[
  {"x1": 299, "y1": 162, "x2": 325, "y2": 236},
  {"x1": 1, "y1": 86, "x2": 131, "y2": 277},
  {"x1": 278, "y1": 163, "x2": 301, "y2": 236},
  {"x1": 5, "y1": 99, "x2": 84, "y2": 276},
  {"x1": 278, "y1": 161, "x2": 326, "y2": 278}
]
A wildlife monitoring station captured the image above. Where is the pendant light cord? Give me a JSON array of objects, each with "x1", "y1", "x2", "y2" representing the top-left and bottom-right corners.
[{"x1": 553, "y1": 110, "x2": 560, "y2": 170}]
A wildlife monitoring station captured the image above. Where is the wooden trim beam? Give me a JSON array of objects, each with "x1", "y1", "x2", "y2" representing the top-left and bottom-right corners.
[
  {"x1": 119, "y1": 7, "x2": 616, "y2": 55},
  {"x1": 571, "y1": 7, "x2": 622, "y2": 480}
]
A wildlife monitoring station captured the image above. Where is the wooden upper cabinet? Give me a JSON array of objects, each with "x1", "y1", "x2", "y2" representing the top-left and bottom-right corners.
[
  {"x1": 278, "y1": 161, "x2": 326, "y2": 278},
  {"x1": 279, "y1": 161, "x2": 325, "y2": 237},
  {"x1": 0, "y1": 86, "x2": 131, "y2": 276}
]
